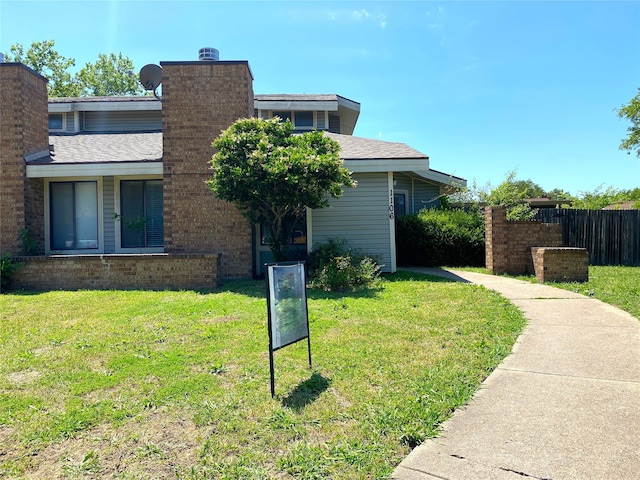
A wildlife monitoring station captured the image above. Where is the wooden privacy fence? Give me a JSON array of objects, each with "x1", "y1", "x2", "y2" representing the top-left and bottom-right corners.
[{"x1": 535, "y1": 209, "x2": 640, "y2": 266}]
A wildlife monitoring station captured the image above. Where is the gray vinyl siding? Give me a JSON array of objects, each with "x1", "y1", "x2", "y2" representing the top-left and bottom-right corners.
[
  {"x1": 316, "y1": 111, "x2": 326, "y2": 130},
  {"x1": 103, "y1": 176, "x2": 116, "y2": 253},
  {"x1": 84, "y1": 111, "x2": 162, "y2": 132},
  {"x1": 65, "y1": 113, "x2": 75, "y2": 133},
  {"x1": 394, "y1": 174, "x2": 442, "y2": 213},
  {"x1": 328, "y1": 114, "x2": 341, "y2": 134},
  {"x1": 311, "y1": 172, "x2": 392, "y2": 271}
]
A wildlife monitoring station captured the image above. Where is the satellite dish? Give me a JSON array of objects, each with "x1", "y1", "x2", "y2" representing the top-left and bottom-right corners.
[{"x1": 139, "y1": 64, "x2": 162, "y2": 92}]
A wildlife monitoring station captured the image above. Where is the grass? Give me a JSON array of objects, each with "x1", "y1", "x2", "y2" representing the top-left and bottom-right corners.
[
  {"x1": 0, "y1": 272, "x2": 526, "y2": 479},
  {"x1": 541, "y1": 266, "x2": 640, "y2": 319}
]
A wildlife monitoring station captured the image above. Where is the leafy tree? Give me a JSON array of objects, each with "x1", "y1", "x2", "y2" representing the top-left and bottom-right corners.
[
  {"x1": 617, "y1": 88, "x2": 640, "y2": 157},
  {"x1": 76, "y1": 53, "x2": 144, "y2": 96},
  {"x1": 573, "y1": 185, "x2": 640, "y2": 210},
  {"x1": 545, "y1": 188, "x2": 575, "y2": 203},
  {"x1": 480, "y1": 171, "x2": 543, "y2": 220},
  {"x1": 4, "y1": 40, "x2": 144, "y2": 97},
  {"x1": 209, "y1": 117, "x2": 356, "y2": 261},
  {"x1": 5, "y1": 40, "x2": 81, "y2": 97}
]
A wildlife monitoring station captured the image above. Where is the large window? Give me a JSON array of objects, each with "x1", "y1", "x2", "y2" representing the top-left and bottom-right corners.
[
  {"x1": 272, "y1": 111, "x2": 315, "y2": 131},
  {"x1": 119, "y1": 180, "x2": 163, "y2": 248},
  {"x1": 50, "y1": 181, "x2": 99, "y2": 250},
  {"x1": 48, "y1": 113, "x2": 64, "y2": 130}
]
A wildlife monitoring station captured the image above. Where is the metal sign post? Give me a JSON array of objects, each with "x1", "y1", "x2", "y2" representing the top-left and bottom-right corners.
[{"x1": 265, "y1": 261, "x2": 312, "y2": 398}]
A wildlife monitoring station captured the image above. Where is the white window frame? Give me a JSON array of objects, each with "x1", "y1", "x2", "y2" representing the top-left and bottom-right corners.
[
  {"x1": 45, "y1": 177, "x2": 104, "y2": 255},
  {"x1": 114, "y1": 175, "x2": 164, "y2": 254},
  {"x1": 48, "y1": 113, "x2": 66, "y2": 132},
  {"x1": 268, "y1": 110, "x2": 318, "y2": 131}
]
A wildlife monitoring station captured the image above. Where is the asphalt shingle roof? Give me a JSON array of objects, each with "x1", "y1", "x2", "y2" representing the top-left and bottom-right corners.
[
  {"x1": 33, "y1": 132, "x2": 163, "y2": 165},
  {"x1": 325, "y1": 133, "x2": 428, "y2": 160},
  {"x1": 31, "y1": 131, "x2": 425, "y2": 165}
]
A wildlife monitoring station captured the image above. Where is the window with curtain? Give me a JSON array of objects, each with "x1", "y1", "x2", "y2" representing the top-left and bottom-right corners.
[
  {"x1": 50, "y1": 181, "x2": 98, "y2": 250},
  {"x1": 119, "y1": 180, "x2": 163, "y2": 248}
]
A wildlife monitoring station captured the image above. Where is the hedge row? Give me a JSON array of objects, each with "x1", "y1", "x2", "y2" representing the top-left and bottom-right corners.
[{"x1": 395, "y1": 208, "x2": 485, "y2": 267}]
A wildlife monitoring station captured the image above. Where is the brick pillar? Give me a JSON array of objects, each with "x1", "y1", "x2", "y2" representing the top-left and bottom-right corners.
[
  {"x1": 161, "y1": 60, "x2": 255, "y2": 277},
  {"x1": 0, "y1": 63, "x2": 49, "y2": 256},
  {"x1": 485, "y1": 206, "x2": 508, "y2": 274}
]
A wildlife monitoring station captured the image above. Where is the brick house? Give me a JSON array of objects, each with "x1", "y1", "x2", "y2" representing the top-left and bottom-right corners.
[{"x1": 0, "y1": 52, "x2": 465, "y2": 290}]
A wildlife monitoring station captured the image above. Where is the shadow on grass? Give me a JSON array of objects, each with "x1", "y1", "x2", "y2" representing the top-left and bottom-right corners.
[
  {"x1": 390, "y1": 268, "x2": 470, "y2": 284},
  {"x1": 280, "y1": 372, "x2": 331, "y2": 410}
]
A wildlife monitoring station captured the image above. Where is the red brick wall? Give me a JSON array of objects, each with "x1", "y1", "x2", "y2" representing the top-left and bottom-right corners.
[
  {"x1": 485, "y1": 206, "x2": 562, "y2": 275},
  {"x1": 161, "y1": 61, "x2": 254, "y2": 278},
  {"x1": 531, "y1": 247, "x2": 588, "y2": 283},
  {"x1": 0, "y1": 64, "x2": 49, "y2": 255},
  {"x1": 25, "y1": 178, "x2": 45, "y2": 254},
  {"x1": 9, "y1": 253, "x2": 220, "y2": 291}
]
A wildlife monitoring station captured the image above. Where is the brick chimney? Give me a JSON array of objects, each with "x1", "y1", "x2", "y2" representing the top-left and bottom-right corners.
[
  {"x1": 160, "y1": 57, "x2": 255, "y2": 277},
  {"x1": 0, "y1": 63, "x2": 49, "y2": 255}
]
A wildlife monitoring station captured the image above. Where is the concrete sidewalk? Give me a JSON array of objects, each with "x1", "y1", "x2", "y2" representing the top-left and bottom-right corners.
[{"x1": 392, "y1": 268, "x2": 639, "y2": 480}]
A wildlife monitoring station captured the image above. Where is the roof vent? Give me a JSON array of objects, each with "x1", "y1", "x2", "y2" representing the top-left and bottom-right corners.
[{"x1": 199, "y1": 47, "x2": 219, "y2": 61}]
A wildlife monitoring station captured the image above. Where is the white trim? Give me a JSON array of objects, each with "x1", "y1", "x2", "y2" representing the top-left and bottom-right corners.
[
  {"x1": 412, "y1": 170, "x2": 467, "y2": 188},
  {"x1": 113, "y1": 175, "x2": 164, "y2": 254},
  {"x1": 345, "y1": 159, "x2": 430, "y2": 173},
  {"x1": 45, "y1": 177, "x2": 105, "y2": 255},
  {"x1": 388, "y1": 172, "x2": 397, "y2": 273},
  {"x1": 337, "y1": 96, "x2": 361, "y2": 112},
  {"x1": 255, "y1": 100, "x2": 338, "y2": 111},
  {"x1": 49, "y1": 100, "x2": 161, "y2": 113},
  {"x1": 27, "y1": 162, "x2": 163, "y2": 178}
]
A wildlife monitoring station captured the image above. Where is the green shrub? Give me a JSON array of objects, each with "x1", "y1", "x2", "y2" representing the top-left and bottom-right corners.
[
  {"x1": 307, "y1": 239, "x2": 382, "y2": 291},
  {"x1": 0, "y1": 253, "x2": 22, "y2": 292},
  {"x1": 396, "y1": 208, "x2": 485, "y2": 267}
]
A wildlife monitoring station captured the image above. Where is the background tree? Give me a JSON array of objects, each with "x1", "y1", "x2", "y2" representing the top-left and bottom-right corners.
[
  {"x1": 76, "y1": 53, "x2": 144, "y2": 96},
  {"x1": 209, "y1": 117, "x2": 356, "y2": 261},
  {"x1": 5, "y1": 40, "x2": 81, "y2": 97},
  {"x1": 479, "y1": 171, "x2": 543, "y2": 220},
  {"x1": 617, "y1": 88, "x2": 640, "y2": 157},
  {"x1": 573, "y1": 185, "x2": 640, "y2": 210},
  {"x1": 4, "y1": 40, "x2": 144, "y2": 97}
]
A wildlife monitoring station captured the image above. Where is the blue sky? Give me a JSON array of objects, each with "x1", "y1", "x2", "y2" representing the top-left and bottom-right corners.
[{"x1": 1, "y1": 0, "x2": 638, "y2": 196}]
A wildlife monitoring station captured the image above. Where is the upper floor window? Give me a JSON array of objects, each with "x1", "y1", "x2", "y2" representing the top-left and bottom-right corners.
[
  {"x1": 272, "y1": 111, "x2": 316, "y2": 131},
  {"x1": 48, "y1": 113, "x2": 64, "y2": 131},
  {"x1": 295, "y1": 111, "x2": 313, "y2": 128}
]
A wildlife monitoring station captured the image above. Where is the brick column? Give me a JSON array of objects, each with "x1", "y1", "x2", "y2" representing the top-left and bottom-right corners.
[
  {"x1": 0, "y1": 63, "x2": 48, "y2": 256},
  {"x1": 161, "y1": 60, "x2": 255, "y2": 277},
  {"x1": 485, "y1": 206, "x2": 508, "y2": 274}
]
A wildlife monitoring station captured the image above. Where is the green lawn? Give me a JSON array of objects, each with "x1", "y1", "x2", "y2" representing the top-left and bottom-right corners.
[
  {"x1": 545, "y1": 266, "x2": 640, "y2": 319},
  {"x1": 0, "y1": 272, "x2": 526, "y2": 479}
]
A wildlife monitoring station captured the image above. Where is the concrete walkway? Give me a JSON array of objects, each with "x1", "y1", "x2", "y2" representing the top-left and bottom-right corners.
[{"x1": 392, "y1": 268, "x2": 639, "y2": 480}]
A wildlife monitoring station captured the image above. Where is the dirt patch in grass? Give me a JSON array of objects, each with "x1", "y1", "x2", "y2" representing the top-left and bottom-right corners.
[
  {"x1": 200, "y1": 315, "x2": 239, "y2": 324},
  {"x1": 6, "y1": 370, "x2": 42, "y2": 385},
  {"x1": 16, "y1": 409, "x2": 207, "y2": 479}
]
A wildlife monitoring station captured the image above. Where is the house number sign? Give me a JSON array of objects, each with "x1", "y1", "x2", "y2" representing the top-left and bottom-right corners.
[{"x1": 389, "y1": 188, "x2": 395, "y2": 219}]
